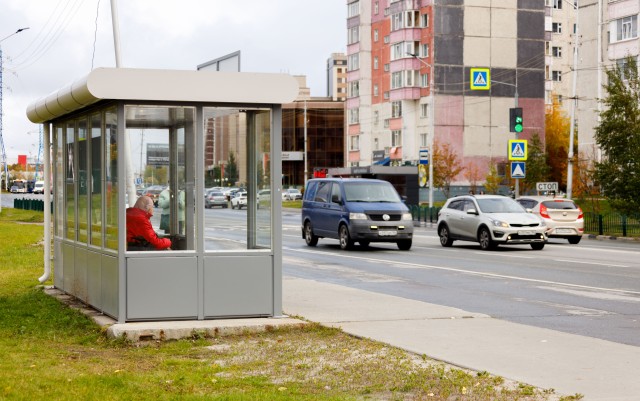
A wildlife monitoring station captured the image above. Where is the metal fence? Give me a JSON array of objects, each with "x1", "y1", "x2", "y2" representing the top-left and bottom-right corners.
[
  {"x1": 584, "y1": 212, "x2": 640, "y2": 237},
  {"x1": 409, "y1": 205, "x2": 640, "y2": 238}
]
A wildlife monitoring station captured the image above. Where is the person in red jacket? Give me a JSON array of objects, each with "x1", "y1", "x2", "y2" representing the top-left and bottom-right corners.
[{"x1": 126, "y1": 195, "x2": 172, "y2": 250}]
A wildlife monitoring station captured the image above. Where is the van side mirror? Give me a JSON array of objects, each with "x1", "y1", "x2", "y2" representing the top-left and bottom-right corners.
[{"x1": 331, "y1": 194, "x2": 341, "y2": 204}]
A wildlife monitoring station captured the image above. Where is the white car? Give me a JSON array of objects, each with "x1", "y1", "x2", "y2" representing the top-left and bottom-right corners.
[
  {"x1": 282, "y1": 188, "x2": 302, "y2": 201},
  {"x1": 437, "y1": 195, "x2": 547, "y2": 250},
  {"x1": 231, "y1": 191, "x2": 247, "y2": 209},
  {"x1": 516, "y1": 196, "x2": 584, "y2": 244}
]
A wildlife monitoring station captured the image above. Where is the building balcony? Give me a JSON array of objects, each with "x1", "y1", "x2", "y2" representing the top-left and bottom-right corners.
[
  {"x1": 389, "y1": 28, "x2": 422, "y2": 44},
  {"x1": 390, "y1": 87, "x2": 421, "y2": 101}
]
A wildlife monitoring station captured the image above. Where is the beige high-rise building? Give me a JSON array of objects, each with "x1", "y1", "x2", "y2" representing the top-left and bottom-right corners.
[{"x1": 327, "y1": 53, "x2": 348, "y2": 101}]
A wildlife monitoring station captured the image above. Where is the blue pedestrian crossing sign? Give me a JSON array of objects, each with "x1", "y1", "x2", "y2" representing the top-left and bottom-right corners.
[
  {"x1": 508, "y1": 139, "x2": 527, "y2": 161},
  {"x1": 511, "y1": 162, "x2": 526, "y2": 179},
  {"x1": 470, "y1": 68, "x2": 490, "y2": 90}
]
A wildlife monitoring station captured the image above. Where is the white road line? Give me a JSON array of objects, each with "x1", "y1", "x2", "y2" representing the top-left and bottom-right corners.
[
  {"x1": 553, "y1": 258, "x2": 629, "y2": 268},
  {"x1": 285, "y1": 246, "x2": 640, "y2": 297}
]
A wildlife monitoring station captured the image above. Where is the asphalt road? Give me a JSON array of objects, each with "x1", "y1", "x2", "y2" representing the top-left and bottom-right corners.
[{"x1": 276, "y1": 209, "x2": 640, "y2": 348}]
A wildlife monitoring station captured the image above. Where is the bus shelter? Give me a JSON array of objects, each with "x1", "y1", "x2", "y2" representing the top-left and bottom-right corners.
[{"x1": 27, "y1": 68, "x2": 298, "y2": 323}]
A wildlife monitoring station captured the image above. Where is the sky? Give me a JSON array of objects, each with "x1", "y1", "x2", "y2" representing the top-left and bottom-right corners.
[{"x1": 0, "y1": 0, "x2": 346, "y2": 162}]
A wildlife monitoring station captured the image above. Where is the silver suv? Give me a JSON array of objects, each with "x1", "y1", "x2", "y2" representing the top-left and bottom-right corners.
[{"x1": 437, "y1": 195, "x2": 547, "y2": 250}]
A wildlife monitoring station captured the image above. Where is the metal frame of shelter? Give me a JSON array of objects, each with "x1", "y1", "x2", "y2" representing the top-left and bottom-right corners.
[{"x1": 27, "y1": 68, "x2": 298, "y2": 323}]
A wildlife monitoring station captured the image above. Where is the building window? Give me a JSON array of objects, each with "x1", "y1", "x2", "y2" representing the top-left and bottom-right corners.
[
  {"x1": 349, "y1": 80, "x2": 360, "y2": 97},
  {"x1": 348, "y1": 53, "x2": 359, "y2": 71},
  {"x1": 348, "y1": 1, "x2": 360, "y2": 18},
  {"x1": 348, "y1": 26, "x2": 359, "y2": 45},
  {"x1": 391, "y1": 130, "x2": 402, "y2": 147},
  {"x1": 349, "y1": 135, "x2": 360, "y2": 151},
  {"x1": 553, "y1": 0, "x2": 562, "y2": 9},
  {"x1": 374, "y1": 29, "x2": 379, "y2": 42},
  {"x1": 374, "y1": 111, "x2": 379, "y2": 124},
  {"x1": 349, "y1": 108, "x2": 359, "y2": 124},
  {"x1": 374, "y1": 84, "x2": 379, "y2": 96},
  {"x1": 421, "y1": 44, "x2": 429, "y2": 58},
  {"x1": 552, "y1": 46, "x2": 562, "y2": 57},
  {"x1": 383, "y1": 91, "x2": 389, "y2": 99},
  {"x1": 420, "y1": 133, "x2": 428, "y2": 147},
  {"x1": 552, "y1": 70, "x2": 562, "y2": 81},
  {"x1": 384, "y1": 63, "x2": 390, "y2": 72},
  {"x1": 421, "y1": 73, "x2": 429, "y2": 87},
  {"x1": 420, "y1": 103, "x2": 429, "y2": 118},
  {"x1": 391, "y1": 12, "x2": 403, "y2": 31},
  {"x1": 421, "y1": 13, "x2": 429, "y2": 28},
  {"x1": 384, "y1": 118, "x2": 390, "y2": 128},
  {"x1": 552, "y1": 22, "x2": 562, "y2": 33},
  {"x1": 384, "y1": 35, "x2": 390, "y2": 44},
  {"x1": 374, "y1": 56, "x2": 379, "y2": 70},
  {"x1": 392, "y1": 101, "x2": 402, "y2": 118},
  {"x1": 615, "y1": 16, "x2": 638, "y2": 41},
  {"x1": 374, "y1": 137, "x2": 379, "y2": 150},
  {"x1": 374, "y1": 0, "x2": 379, "y2": 14},
  {"x1": 391, "y1": 72, "x2": 403, "y2": 89}
]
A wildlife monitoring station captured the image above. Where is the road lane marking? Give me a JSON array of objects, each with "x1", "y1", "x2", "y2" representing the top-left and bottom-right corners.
[
  {"x1": 553, "y1": 258, "x2": 629, "y2": 268},
  {"x1": 285, "y1": 246, "x2": 640, "y2": 297}
]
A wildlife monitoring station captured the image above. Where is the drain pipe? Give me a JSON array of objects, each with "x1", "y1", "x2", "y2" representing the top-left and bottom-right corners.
[{"x1": 39, "y1": 123, "x2": 51, "y2": 283}]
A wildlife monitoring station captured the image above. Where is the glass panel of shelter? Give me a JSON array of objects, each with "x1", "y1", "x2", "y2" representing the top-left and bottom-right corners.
[{"x1": 124, "y1": 105, "x2": 196, "y2": 251}]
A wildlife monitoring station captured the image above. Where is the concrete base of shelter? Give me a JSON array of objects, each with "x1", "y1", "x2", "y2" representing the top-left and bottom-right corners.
[{"x1": 42, "y1": 286, "x2": 307, "y2": 342}]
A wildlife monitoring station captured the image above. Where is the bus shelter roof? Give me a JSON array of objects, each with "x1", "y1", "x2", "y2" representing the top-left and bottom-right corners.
[{"x1": 27, "y1": 67, "x2": 299, "y2": 123}]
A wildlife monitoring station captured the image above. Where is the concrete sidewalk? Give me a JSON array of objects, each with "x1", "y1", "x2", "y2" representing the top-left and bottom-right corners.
[{"x1": 283, "y1": 276, "x2": 640, "y2": 401}]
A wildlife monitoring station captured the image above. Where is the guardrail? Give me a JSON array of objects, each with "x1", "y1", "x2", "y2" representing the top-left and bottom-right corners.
[{"x1": 408, "y1": 205, "x2": 440, "y2": 225}]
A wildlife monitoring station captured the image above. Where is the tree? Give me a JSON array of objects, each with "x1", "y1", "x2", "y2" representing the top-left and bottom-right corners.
[
  {"x1": 574, "y1": 145, "x2": 601, "y2": 215},
  {"x1": 545, "y1": 95, "x2": 571, "y2": 191},
  {"x1": 484, "y1": 163, "x2": 502, "y2": 194},
  {"x1": 594, "y1": 55, "x2": 640, "y2": 214},
  {"x1": 464, "y1": 161, "x2": 482, "y2": 194},
  {"x1": 522, "y1": 132, "x2": 550, "y2": 194},
  {"x1": 432, "y1": 140, "x2": 464, "y2": 198}
]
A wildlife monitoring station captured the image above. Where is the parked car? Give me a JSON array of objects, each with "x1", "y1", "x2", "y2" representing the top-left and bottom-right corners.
[
  {"x1": 437, "y1": 194, "x2": 547, "y2": 250},
  {"x1": 301, "y1": 178, "x2": 413, "y2": 250},
  {"x1": 222, "y1": 187, "x2": 239, "y2": 200},
  {"x1": 10, "y1": 185, "x2": 20, "y2": 193},
  {"x1": 205, "y1": 190, "x2": 228, "y2": 208},
  {"x1": 282, "y1": 188, "x2": 302, "y2": 201},
  {"x1": 231, "y1": 191, "x2": 247, "y2": 209},
  {"x1": 516, "y1": 196, "x2": 583, "y2": 244}
]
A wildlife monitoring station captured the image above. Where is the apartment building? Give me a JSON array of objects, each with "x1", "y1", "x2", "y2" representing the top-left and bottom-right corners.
[
  {"x1": 545, "y1": 0, "x2": 578, "y2": 108},
  {"x1": 327, "y1": 53, "x2": 348, "y2": 101},
  {"x1": 346, "y1": 0, "x2": 546, "y2": 187}
]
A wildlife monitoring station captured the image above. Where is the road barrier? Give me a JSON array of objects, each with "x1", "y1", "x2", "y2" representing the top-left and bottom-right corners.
[
  {"x1": 584, "y1": 212, "x2": 640, "y2": 237},
  {"x1": 409, "y1": 204, "x2": 440, "y2": 225}
]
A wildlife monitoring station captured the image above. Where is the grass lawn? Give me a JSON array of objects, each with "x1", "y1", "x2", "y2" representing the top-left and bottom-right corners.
[{"x1": 0, "y1": 208, "x2": 582, "y2": 401}]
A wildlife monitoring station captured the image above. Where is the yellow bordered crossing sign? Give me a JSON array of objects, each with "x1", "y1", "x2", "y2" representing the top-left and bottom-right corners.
[
  {"x1": 508, "y1": 139, "x2": 527, "y2": 161},
  {"x1": 470, "y1": 68, "x2": 490, "y2": 90}
]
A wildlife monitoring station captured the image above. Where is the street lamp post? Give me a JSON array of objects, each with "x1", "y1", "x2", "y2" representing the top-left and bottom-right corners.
[
  {"x1": 408, "y1": 52, "x2": 434, "y2": 211},
  {"x1": 566, "y1": 0, "x2": 580, "y2": 199}
]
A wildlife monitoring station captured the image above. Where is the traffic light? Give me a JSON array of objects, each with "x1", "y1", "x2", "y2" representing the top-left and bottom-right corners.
[{"x1": 509, "y1": 107, "x2": 523, "y2": 133}]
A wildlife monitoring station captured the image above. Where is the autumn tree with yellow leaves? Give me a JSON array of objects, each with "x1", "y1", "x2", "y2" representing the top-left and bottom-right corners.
[
  {"x1": 545, "y1": 96, "x2": 571, "y2": 191},
  {"x1": 433, "y1": 140, "x2": 464, "y2": 198}
]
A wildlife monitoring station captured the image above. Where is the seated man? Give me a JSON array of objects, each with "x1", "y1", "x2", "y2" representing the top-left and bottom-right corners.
[{"x1": 126, "y1": 196, "x2": 171, "y2": 250}]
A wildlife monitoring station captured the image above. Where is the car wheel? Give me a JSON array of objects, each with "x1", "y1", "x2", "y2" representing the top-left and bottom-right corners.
[
  {"x1": 531, "y1": 242, "x2": 545, "y2": 250},
  {"x1": 438, "y1": 224, "x2": 454, "y2": 247},
  {"x1": 478, "y1": 227, "x2": 496, "y2": 250},
  {"x1": 568, "y1": 236, "x2": 581, "y2": 245},
  {"x1": 304, "y1": 222, "x2": 318, "y2": 247},
  {"x1": 339, "y1": 225, "x2": 354, "y2": 250},
  {"x1": 397, "y1": 239, "x2": 412, "y2": 250},
  {"x1": 360, "y1": 240, "x2": 370, "y2": 248}
]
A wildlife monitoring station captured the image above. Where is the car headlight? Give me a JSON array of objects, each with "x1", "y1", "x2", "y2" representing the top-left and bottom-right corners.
[
  {"x1": 349, "y1": 213, "x2": 368, "y2": 220},
  {"x1": 402, "y1": 213, "x2": 412, "y2": 220},
  {"x1": 492, "y1": 219, "x2": 510, "y2": 228}
]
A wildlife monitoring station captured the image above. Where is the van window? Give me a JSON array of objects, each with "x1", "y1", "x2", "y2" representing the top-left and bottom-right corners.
[
  {"x1": 331, "y1": 183, "x2": 342, "y2": 203},
  {"x1": 304, "y1": 181, "x2": 318, "y2": 201},
  {"x1": 343, "y1": 181, "x2": 401, "y2": 202},
  {"x1": 315, "y1": 181, "x2": 332, "y2": 203}
]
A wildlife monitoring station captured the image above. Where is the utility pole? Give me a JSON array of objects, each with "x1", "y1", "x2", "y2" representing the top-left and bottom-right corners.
[
  {"x1": 303, "y1": 100, "x2": 308, "y2": 187},
  {"x1": 566, "y1": 0, "x2": 580, "y2": 199}
]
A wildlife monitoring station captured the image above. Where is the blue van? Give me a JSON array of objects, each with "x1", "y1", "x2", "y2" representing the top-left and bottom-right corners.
[{"x1": 301, "y1": 178, "x2": 413, "y2": 250}]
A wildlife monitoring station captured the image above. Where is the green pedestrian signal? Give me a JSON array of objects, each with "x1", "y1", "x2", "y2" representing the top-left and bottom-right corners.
[{"x1": 510, "y1": 108, "x2": 523, "y2": 133}]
